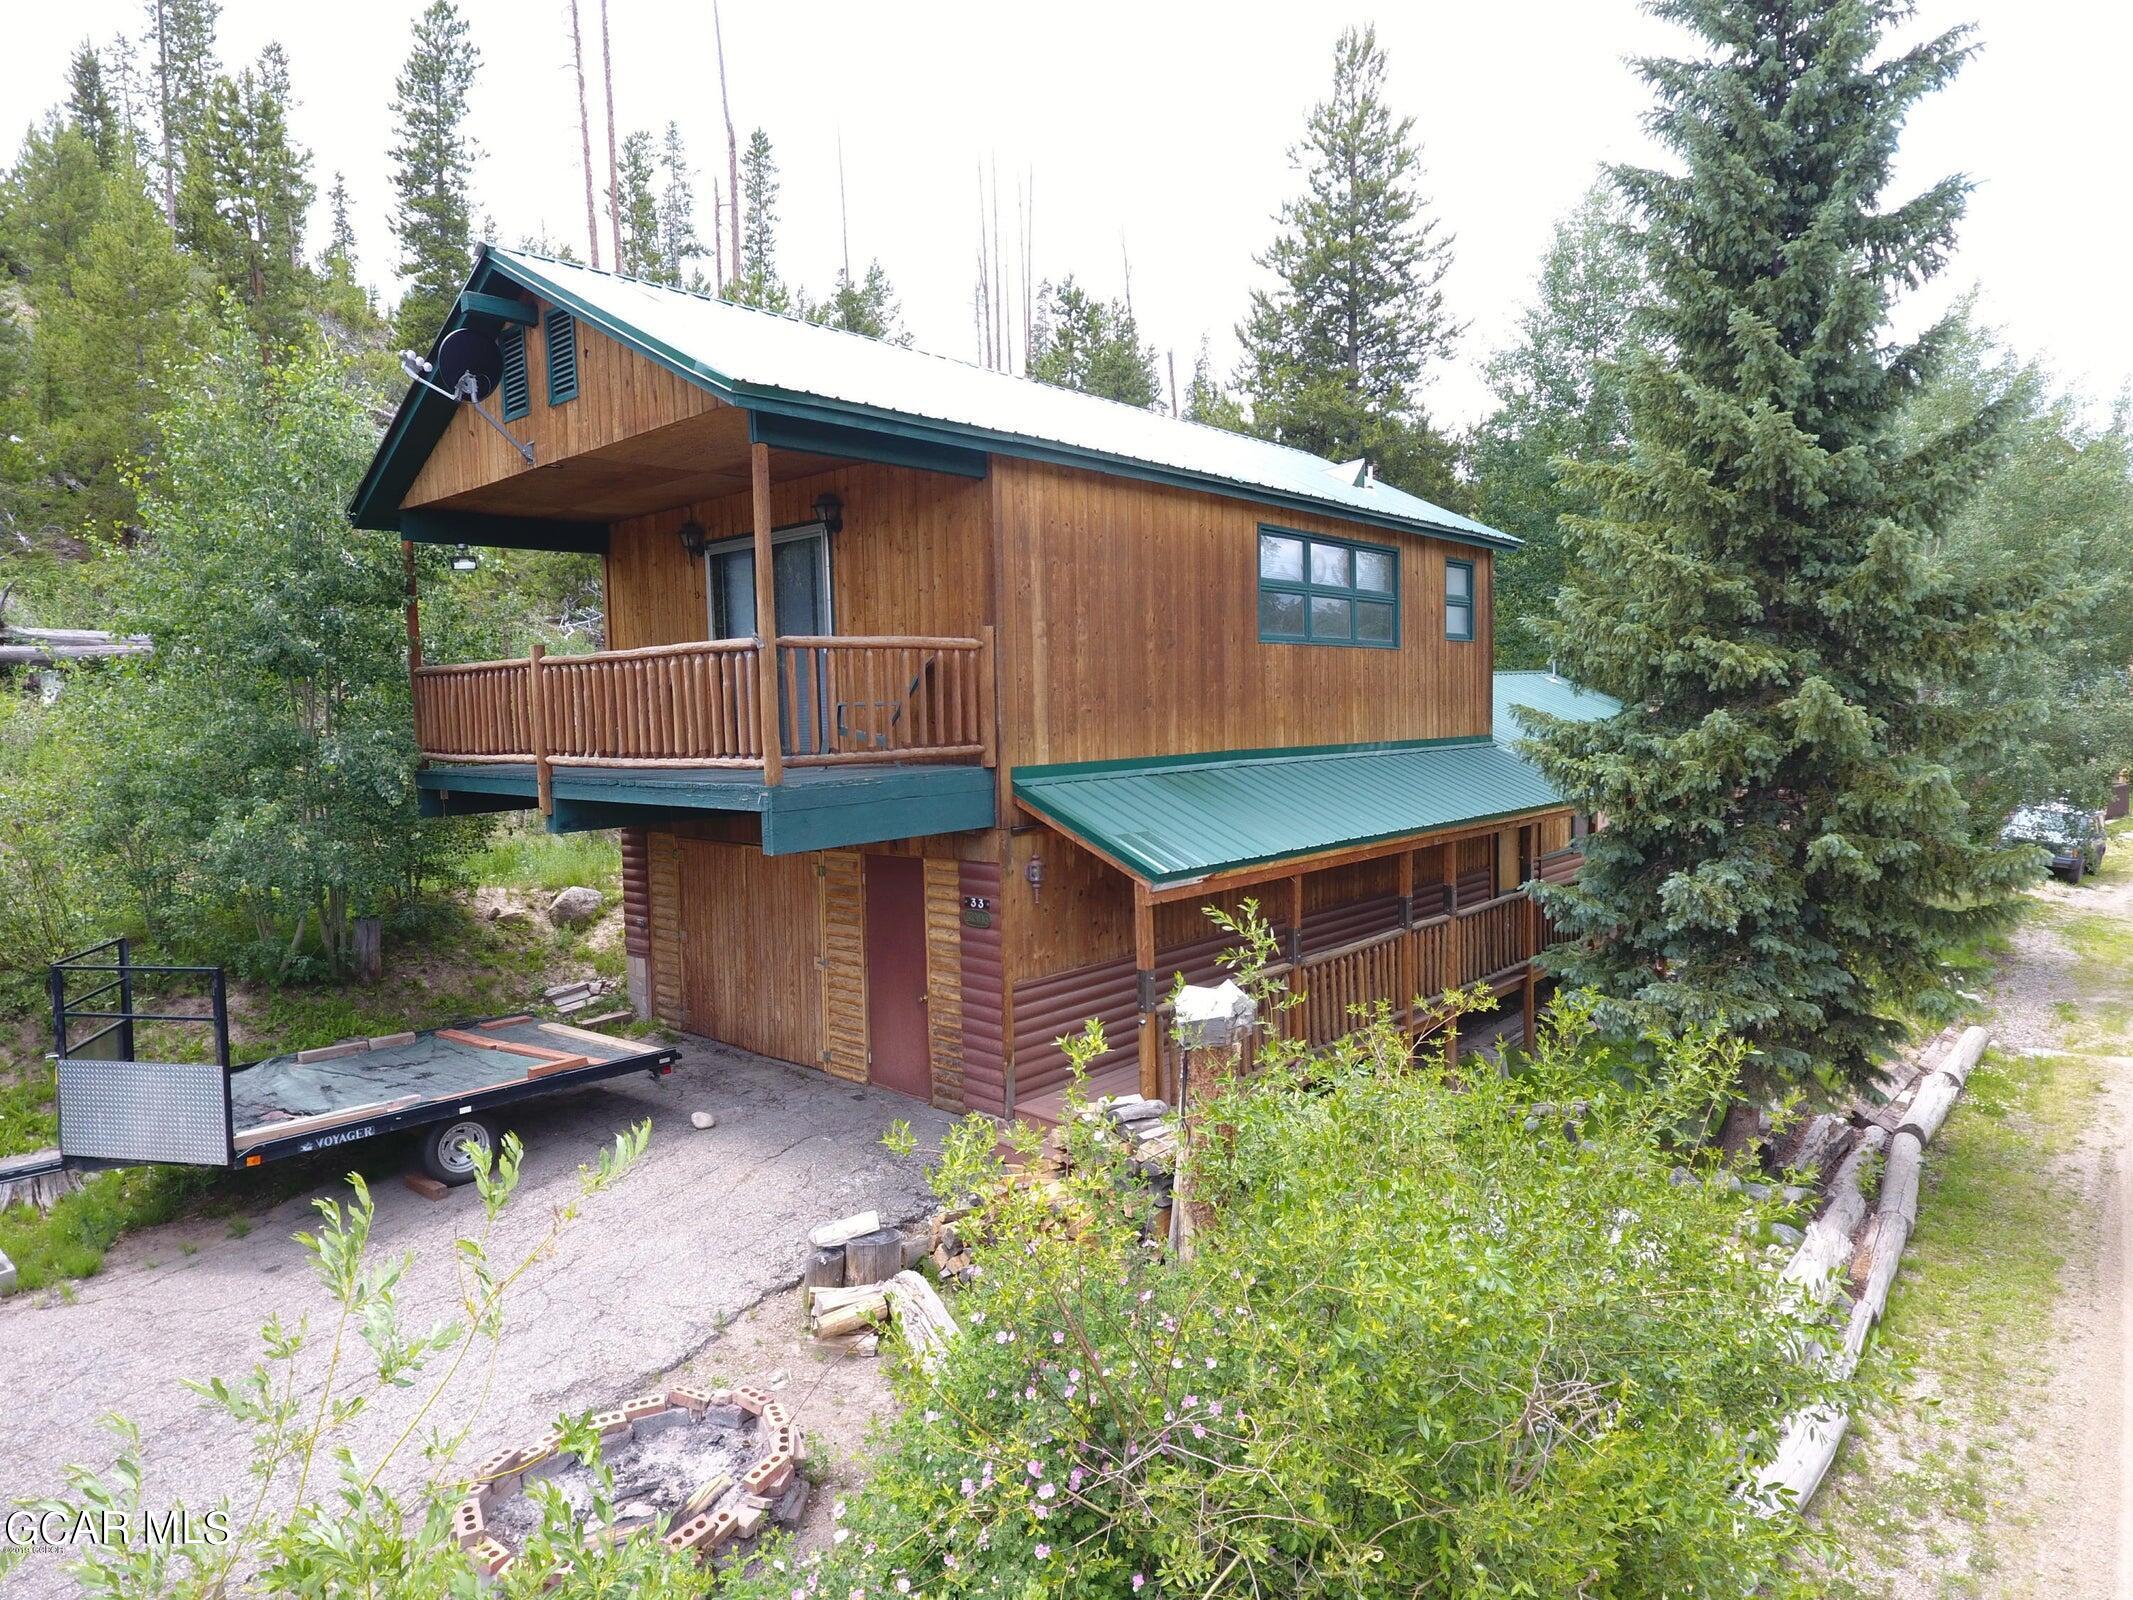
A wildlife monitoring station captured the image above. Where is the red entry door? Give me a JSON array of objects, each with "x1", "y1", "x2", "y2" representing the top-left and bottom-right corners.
[{"x1": 864, "y1": 856, "x2": 932, "y2": 1100}]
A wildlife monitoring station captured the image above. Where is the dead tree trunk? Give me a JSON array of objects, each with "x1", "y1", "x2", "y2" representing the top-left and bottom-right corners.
[
  {"x1": 569, "y1": 0, "x2": 600, "y2": 268},
  {"x1": 713, "y1": 0, "x2": 741, "y2": 291},
  {"x1": 600, "y1": 0, "x2": 621, "y2": 269}
]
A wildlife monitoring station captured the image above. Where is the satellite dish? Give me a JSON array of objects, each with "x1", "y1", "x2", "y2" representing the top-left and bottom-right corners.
[{"x1": 432, "y1": 327, "x2": 503, "y2": 402}]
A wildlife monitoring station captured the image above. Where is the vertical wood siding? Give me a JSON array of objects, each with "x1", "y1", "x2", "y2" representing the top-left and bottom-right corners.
[
  {"x1": 676, "y1": 839, "x2": 825, "y2": 1066},
  {"x1": 819, "y1": 850, "x2": 870, "y2": 1084},
  {"x1": 924, "y1": 858, "x2": 965, "y2": 1112},
  {"x1": 992, "y1": 455, "x2": 1495, "y2": 769},
  {"x1": 957, "y1": 859, "x2": 1008, "y2": 1118}
]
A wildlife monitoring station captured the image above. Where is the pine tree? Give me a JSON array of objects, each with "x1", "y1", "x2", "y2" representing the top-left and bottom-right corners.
[
  {"x1": 142, "y1": 0, "x2": 220, "y2": 224},
  {"x1": 66, "y1": 42, "x2": 124, "y2": 169},
  {"x1": 728, "y1": 127, "x2": 788, "y2": 311},
  {"x1": 387, "y1": 0, "x2": 480, "y2": 351},
  {"x1": 1183, "y1": 335, "x2": 1248, "y2": 431},
  {"x1": 655, "y1": 121, "x2": 703, "y2": 286},
  {"x1": 1469, "y1": 186, "x2": 1647, "y2": 667},
  {"x1": 324, "y1": 170, "x2": 358, "y2": 270},
  {"x1": 1528, "y1": 0, "x2": 2043, "y2": 1085},
  {"x1": 177, "y1": 51, "x2": 315, "y2": 344},
  {"x1": 801, "y1": 261, "x2": 910, "y2": 345},
  {"x1": 0, "y1": 119, "x2": 112, "y2": 293},
  {"x1": 615, "y1": 129, "x2": 661, "y2": 279},
  {"x1": 1236, "y1": 24, "x2": 1462, "y2": 502},
  {"x1": 1027, "y1": 276, "x2": 1159, "y2": 407}
]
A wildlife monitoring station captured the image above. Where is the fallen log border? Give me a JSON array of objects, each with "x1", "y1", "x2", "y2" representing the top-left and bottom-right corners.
[{"x1": 1751, "y1": 1024, "x2": 1991, "y2": 1514}]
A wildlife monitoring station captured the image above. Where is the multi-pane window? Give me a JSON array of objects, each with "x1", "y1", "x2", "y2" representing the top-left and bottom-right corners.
[
  {"x1": 1444, "y1": 558, "x2": 1475, "y2": 641},
  {"x1": 1257, "y1": 527, "x2": 1399, "y2": 648}
]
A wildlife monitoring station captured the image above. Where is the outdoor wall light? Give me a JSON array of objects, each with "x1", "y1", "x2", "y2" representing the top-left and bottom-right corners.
[
  {"x1": 1025, "y1": 853, "x2": 1043, "y2": 902},
  {"x1": 449, "y1": 544, "x2": 479, "y2": 573},
  {"x1": 676, "y1": 518, "x2": 710, "y2": 557},
  {"x1": 812, "y1": 492, "x2": 843, "y2": 534}
]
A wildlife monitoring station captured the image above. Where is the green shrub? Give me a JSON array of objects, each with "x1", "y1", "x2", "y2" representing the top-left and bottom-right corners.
[
  {"x1": 749, "y1": 970, "x2": 1845, "y2": 1596},
  {"x1": 463, "y1": 825, "x2": 622, "y2": 898}
]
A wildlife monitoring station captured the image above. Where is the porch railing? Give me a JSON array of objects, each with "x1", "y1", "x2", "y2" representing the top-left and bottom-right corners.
[
  {"x1": 1147, "y1": 880, "x2": 1561, "y2": 1103},
  {"x1": 412, "y1": 629, "x2": 996, "y2": 787}
]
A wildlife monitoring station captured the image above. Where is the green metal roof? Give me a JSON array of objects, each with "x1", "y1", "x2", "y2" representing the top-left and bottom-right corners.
[
  {"x1": 1013, "y1": 738, "x2": 1568, "y2": 887},
  {"x1": 1492, "y1": 670, "x2": 1622, "y2": 744},
  {"x1": 350, "y1": 246, "x2": 1519, "y2": 552}
]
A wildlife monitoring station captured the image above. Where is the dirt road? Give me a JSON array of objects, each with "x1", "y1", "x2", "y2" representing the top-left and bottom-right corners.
[
  {"x1": 1819, "y1": 828, "x2": 2133, "y2": 1597},
  {"x1": 0, "y1": 1041, "x2": 949, "y2": 1597}
]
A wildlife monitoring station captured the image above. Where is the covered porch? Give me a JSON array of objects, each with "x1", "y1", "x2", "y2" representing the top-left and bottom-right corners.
[{"x1": 1010, "y1": 738, "x2": 1584, "y2": 1123}]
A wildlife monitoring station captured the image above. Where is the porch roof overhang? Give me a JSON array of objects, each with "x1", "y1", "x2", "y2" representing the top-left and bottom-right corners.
[
  {"x1": 418, "y1": 760, "x2": 995, "y2": 854},
  {"x1": 1012, "y1": 738, "x2": 1570, "y2": 894}
]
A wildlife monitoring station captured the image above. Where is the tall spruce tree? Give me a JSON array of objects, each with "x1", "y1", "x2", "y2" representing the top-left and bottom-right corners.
[
  {"x1": 1183, "y1": 336, "x2": 1248, "y2": 431},
  {"x1": 142, "y1": 0, "x2": 219, "y2": 224},
  {"x1": 1469, "y1": 186, "x2": 1647, "y2": 668},
  {"x1": 387, "y1": 0, "x2": 479, "y2": 351},
  {"x1": 654, "y1": 121, "x2": 704, "y2": 286},
  {"x1": 615, "y1": 130, "x2": 661, "y2": 279},
  {"x1": 1236, "y1": 24, "x2": 1462, "y2": 502},
  {"x1": 1027, "y1": 277, "x2": 1160, "y2": 407},
  {"x1": 728, "y1": 127, "x2": 788, "y2": 311},
  {"x1": 66, "y1": 43, "x2": 125, "y2": 170},
  {"x1": 177, "y1": 50, "x2": 315, "y2": 345},
  {"x1": 1528, "y1": 0, "x2": 2042, "y2": 1084}
]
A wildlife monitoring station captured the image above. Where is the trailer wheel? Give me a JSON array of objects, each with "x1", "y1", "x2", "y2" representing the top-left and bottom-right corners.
[{"x1": 420, "y1": 1115, "x2": 499, "y2": 1186}]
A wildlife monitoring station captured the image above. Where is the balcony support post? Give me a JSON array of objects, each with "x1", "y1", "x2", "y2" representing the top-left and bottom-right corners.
[
  {"x1": 529, "y1": 641, "x2": 552, "y2": 817},
  {"x1": 1396, "y1": 849, "x2": 1417, "y2": 1032},
  {"x1": 402, "y1": 540, "x2": 421, "y2": 672},
  {"x1": 1134, "y1": 881, "x2": 1158, "y2": 1101},
  {"x1": 750, "y1": 439, "x2": 783, "y2": 786}
]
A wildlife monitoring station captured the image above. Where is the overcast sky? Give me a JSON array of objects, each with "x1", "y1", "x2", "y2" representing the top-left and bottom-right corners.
[{"x1": 6, "y1": 2, "x2": 2128, "y2": 428}]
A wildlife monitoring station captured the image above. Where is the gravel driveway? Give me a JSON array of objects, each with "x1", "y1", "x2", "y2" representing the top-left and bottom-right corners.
[{"x1": 0, "y1": 1039, "x2": 950, "y2": 1596}]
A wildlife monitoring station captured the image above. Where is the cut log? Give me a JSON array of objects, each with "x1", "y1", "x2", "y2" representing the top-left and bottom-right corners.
[
  {"x1": 843, "y1": 1228, "x2": 904, "y2": 1287},
  {"x1": 1781, "y1": 1125, "x2": 1887, "y2": 1300},
  {"x1": 801, "y1": 1247, "x2": 844, "y2": 1292},
  {"x1": 808, "y1": 1283, "x2": 894, "y2": 1314},
  {"x1": 1783, "y1": 1111, "x2": 1852, "y2": 1180},
  {"x1": 808, "y1": 1210, "x2": 880, "y2": 1250},
  {"x1": 813, "y1": 1297, "x2": 889, "y2": 1340},
  {"x1": 883, "y1": 1269, "x2": 959, "y2": 1371}
]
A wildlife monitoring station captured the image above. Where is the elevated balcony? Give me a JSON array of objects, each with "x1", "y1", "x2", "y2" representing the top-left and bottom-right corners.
[{"x1": 413, "y1": 631, "x2": 997, "y2": 852}]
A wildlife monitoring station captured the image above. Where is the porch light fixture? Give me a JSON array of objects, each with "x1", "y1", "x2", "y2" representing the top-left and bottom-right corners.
[
  {"x1": 1025, "y1": 853, "x2": 1043, "y2": 902},
  {"x1": 676, "y1": 518, "x2": 710, "y2": 558},
  {"x1": 811, "y1": 492, "x2": 843, "y2": 534},
  {"x1": 449, "y1": 544, "x2": 479, "y2": 573}
]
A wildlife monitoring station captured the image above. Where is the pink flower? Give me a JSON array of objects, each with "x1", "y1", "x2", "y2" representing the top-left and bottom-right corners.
[
  {"x1": 1026, "y1": 1459, "x2": 1044, "y2": 1478},
  {"x1": 1183, "y1": 1395, "x2": 1198, "y2": 1408},
  {"x1": 1069, "y1": 1467, "x2": 1084, "y2": 1490},
  {"x1": 1038, "y1": 1482, "x2": 1057, "y2": 1500},
  {"x1": 1132, "y1": 1578, "x2": 1146, "y2": 1592},
  {"x1": 1052, "y1": 1330, "x2": 1066, "y2": 1344},
  {"x1": 1033, "y1": 1503, "x2": 1050, "y2": 1519},
  {"x1": 1035, "y1": 1544, "x2": 1051, "y2": 1560},
  {"x1": 960, "y1": 1478, "x2": 976, "y2": 1497}
]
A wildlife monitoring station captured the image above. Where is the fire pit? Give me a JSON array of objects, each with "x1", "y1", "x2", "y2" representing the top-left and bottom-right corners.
[{"x1": 453, "y1": 1384, "x2": 804, "y2": 1577}]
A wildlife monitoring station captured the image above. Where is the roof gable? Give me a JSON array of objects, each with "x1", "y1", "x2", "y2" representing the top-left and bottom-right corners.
[{"x1": 352, "y1": 246, "x2": 1519, "y2": 551}]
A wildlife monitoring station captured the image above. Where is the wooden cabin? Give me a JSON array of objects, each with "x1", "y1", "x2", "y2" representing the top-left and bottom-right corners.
[{"x1": 351, "y1": 246, "x2": 1616, "y2": 1123}]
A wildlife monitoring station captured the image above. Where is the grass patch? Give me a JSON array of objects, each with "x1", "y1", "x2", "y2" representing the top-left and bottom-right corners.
[
  {"x1": 0, "y1": 1071, "x2": 59, "y2": 1158},
  {"x1": 1814, "y1": 1042, "x2": 2099, "y2": 1595},
  {"x1": 462, "y1": 824, "x2": 620, "y2": 897}
]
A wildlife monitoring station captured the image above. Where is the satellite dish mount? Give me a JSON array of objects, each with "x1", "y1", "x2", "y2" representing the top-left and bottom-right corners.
[{"x1": 401, "y1": 327, "x2": 535, "y2": 466}]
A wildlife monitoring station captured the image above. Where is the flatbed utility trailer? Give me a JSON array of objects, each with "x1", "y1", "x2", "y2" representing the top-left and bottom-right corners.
[{"x1": 49, "y1": 939, "x2": 679, "y2": 1185}]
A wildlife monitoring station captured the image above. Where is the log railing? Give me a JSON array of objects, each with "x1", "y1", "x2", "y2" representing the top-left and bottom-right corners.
[
  {"x1": 1148, "y1": 876, "x2": 1571, "y2": 1092},
  {"x1": 412, "y1": 629, "x2": 996, "y2": 796}
]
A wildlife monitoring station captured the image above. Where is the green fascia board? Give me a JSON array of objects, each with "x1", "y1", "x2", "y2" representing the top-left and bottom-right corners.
[
  {"x1": 415, "y1": 761, "x2": 995, "y2": 852},
  {"x1": 1012, "y1": 738, "x2": 1570, "y2": 886},
  {"x1": 401, "y1": 508, "x2": 609, "y2": 554},
  {"x1": 359, "y1": 249, "x2": 1517, "y2": 554},
  {"x1": 459, "y1": 289, "x2": 539, "y2": 326},
  {"x1": 747, "y1": 409, "x2": 989, "y2": 479}
]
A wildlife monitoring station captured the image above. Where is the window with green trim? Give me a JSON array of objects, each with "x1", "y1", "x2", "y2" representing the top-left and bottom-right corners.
[
  {"x1": 498, "y1": 326, "x2": 530, "y2": 421},
  {"x1": 1444, "y1": 558, "x2": 1475, "y2": 641},
  {"x1": 543, "y1": 307, "x2": 578, "y2": 405},
  {"x1": 1258, "y1": 527, "x2": 1399, "y2": 647}
]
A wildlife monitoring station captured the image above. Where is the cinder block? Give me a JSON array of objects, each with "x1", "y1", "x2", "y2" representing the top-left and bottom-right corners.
[
  {"x1": 467, "y1": 1536, "x2": 512, "y2": 1576},
  {"x1": 622, "y1": 1393, "x2": 672, "y2": 1421},
  {"x1": 666, "y1": 1384, "x2": 718, "y2": 1416},
  {"x1": 704, "y1": 1507, "x2": 742, "y2": 1549},
  {"x1": 730, "y1": 1386, "x2": 769, "y2": 1416},
  {"x1": 473, "y1": 1446, "x2": 522, "y2": 1485},
  {"x1": 733, "y1": 1504, "x2": 765, "y2": 1538},
  {"x1": 589, "y1": 1408, "x2": 631, "y2": 1438},
  {"x1": 663, "y1": 1512, "x2": 716, "y2": 1554},
  {"x1": 759, "y1": 1400, "x2": 791, "y2": 1428}
]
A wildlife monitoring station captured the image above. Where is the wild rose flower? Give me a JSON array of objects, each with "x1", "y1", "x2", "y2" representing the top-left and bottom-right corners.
[
  {"x1": 1035, "y1": 1544, "x2": 1051, "y2": 1559},
  {"x1": 1132, "y1": 1577, "x2": 1146, "y2": 1592},
  {"x1": 1027, "y1": 1459, "x2": 1044, "y2": 1478},
  {"x1": 1038, "y1": 1482, "x2": 1057, "y2": 1500}
]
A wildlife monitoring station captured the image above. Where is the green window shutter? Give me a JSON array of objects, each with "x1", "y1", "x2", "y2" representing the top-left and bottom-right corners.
[
  {"x1": 499, "y1": 326, "x2": 530, "y2": 421},
  {"x1": 544, "y1": 308, "x2": 579, "y2": 405}
]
